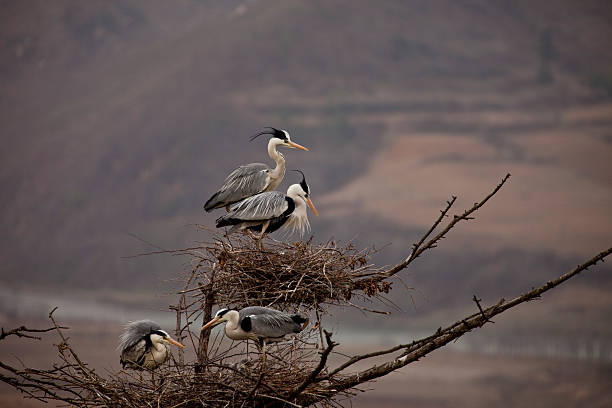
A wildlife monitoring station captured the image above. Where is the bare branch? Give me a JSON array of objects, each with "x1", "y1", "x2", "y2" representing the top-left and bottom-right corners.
[
  {"x1": 3, "y1": 174, "x2": 608, "y2": 408},
  {"x1": 410, "y1": 195, "x2": 457, "y2": 259},
  {"x1": 305, "y1": 245, "x2": 611, "y2": 402},
  {"x1": 288, "y1": 330, "x2": 337, "y2": 400},
  {"x1": 374, "y1": 173, "x2": 511, "y2": 281},
  {"x1": 472, "y1": 294, "x2": 493, "y2": 324},
  {"x1": 0, "y1": 326, "x2": 60, "y2": 341},
  {"x1": 196, "y1": 267, "x2": 217, "y2": 372},
  {"x1": 48, "y1": 308, "x2": 90, "y2": 377}
]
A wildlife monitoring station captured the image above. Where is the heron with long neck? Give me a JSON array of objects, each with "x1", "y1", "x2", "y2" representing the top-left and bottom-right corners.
[
  {"x1": 204, "y1": 127, "x2": 308, "y2": 212},
  {"x1": 201, "y1": 306, "x2": 309, "y2": 366}
]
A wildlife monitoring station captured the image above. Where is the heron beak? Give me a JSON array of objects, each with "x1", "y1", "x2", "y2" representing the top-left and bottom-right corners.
[
  {"x1": 306, "y1": 197, "x2": 319, "y2": 216},
  {"x1": 287, "y1": 141, "x2": 309, "y2": 151},
  {"x1": 166, "y1": 337, "x2": 185, "y2": 348},
  {"x1": 201, "y1": 316, "x2": 221, "y2": 331}
]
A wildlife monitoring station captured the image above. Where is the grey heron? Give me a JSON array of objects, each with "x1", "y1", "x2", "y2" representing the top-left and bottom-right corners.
[
  {"x1": 119, "y1": 320, "x2": 184, "y2": 371},
  {"x1": 204, "y1": 127, "x2": 308, "y2": 212},
  {"x1": 201, "y1": 306, "x2": 308, "y2": 365},
  {"x1": 215, "y1": 170, "x2": 318, "y2": 242}
]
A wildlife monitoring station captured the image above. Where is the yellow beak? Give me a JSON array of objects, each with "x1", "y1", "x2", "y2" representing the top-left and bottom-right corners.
[
  {"x1": 201, "y1": 316, "x2": 221, "y2": 331},
  {"x1": 287, "y1": 141, "x2": 309, "y2": 151},
  {"x1": 166, "y1": 337, "x2": 185, "y2": 348},
  {"x1": 307, "y1": 197, "x2": 319, "y2": 216}
]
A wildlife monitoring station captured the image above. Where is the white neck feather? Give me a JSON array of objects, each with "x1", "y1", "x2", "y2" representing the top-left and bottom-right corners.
[
  {"x1": 284, "y1": 185, "x2": 310, "y2": 236},
  {"x1": 149, "y1": 334, "x2": 169, "y2": 364},
  {"x1": 223, "y1": 310, "x2": 242, "y2": 339},
  {"x1": 267, "y1": 138, "x2": 286, "y2": 182},
  {"x1": 150, "y1": 333, "x2": 164, "y2": 346}
]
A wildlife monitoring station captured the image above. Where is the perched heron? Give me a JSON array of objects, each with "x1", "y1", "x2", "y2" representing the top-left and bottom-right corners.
[
  {"x1": 119, "y1": 320, "x2": 184, "y2": 371},
  {"x1": 204, "y1": 127, "x2": 308, "y2": 212},
  {"x1": 201, "y1": 306, "x2": 308, "y2": 365},
  {"x1": 215, "y1": 170, "x2": 318, "y2": 242}
]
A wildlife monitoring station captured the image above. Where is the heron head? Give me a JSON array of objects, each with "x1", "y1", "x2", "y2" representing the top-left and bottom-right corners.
[
  {"x1": 289, "y1": 170, "x2": 319, "y2": 216},
  {"x1": 249, "y1": 127, "x2": 308, "y2": 151},
  {"x1": 149, "y1": 329, "x2": 185, "y2": 348},
  {"x1": 201, "y1": 308, "x2": 234, "y2": 331}
]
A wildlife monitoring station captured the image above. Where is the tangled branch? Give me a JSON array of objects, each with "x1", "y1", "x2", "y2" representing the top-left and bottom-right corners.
[{"x1": 2, "y1": 173, "x2": 609, "y2": 407}]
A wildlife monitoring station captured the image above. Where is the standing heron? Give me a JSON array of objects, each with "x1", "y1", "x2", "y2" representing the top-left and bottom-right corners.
[
  {"x1": 201, "y1": 306, "x2": 308, "y2": 365},
  {"x1": 204, "y1": 127, "x2": 308, "y2": 212},
  {"x1": 119, "y1": 320, "x2": 184, "y2": 371},
  {"x1": 215, "y1": 170, "x2": 318, "y2": 243}
]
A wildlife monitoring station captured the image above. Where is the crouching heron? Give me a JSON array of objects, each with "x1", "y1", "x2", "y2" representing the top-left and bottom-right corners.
[
  {"x1": 119, "y1": 320, "x2": 184, "y2": 372},
  {"x1": 201, "y1": 306, "x2": 309, "y2": 366}
]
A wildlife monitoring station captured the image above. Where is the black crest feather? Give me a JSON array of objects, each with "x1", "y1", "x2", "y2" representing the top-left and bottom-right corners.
[
  {"x1": 291, "y1": 169, "x2": 309, "y2": 195},
  {"x1": 249, "y1": 127, "x2": 287, "y2": 142}
]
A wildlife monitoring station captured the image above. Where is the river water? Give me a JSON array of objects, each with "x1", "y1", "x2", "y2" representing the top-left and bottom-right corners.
[{"x1": 2, "y1": 286, "x2": 610, "y2": 362}]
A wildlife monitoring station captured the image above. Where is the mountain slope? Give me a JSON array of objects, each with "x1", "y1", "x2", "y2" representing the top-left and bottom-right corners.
[{"x1": 0, "y1": 0, "x2": 611, "y2": 290}]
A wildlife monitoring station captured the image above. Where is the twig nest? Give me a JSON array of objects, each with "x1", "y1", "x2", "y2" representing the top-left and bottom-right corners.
[{"x1": 187, "y1": 234, "x2": 391, "y2": 312}]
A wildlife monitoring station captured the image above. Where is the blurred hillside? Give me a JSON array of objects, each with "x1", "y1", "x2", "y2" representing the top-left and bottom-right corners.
[
  {"x1": 2, "y1": 2, "x2": 612, "y2": 406},
  {"x1": 1, "y1": 0, "x2": 611, "y2": 311}
]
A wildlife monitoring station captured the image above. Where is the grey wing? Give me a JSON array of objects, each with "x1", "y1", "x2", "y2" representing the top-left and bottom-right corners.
[
  {"x1": 120, "y1": 338, "x2": 147, "y2": 368},
  {"x1": 229, "y1": 191, "x2": 289, "y2": 221},
  {"x1": 119, "y1": 320, "x2": 160, "y2": 351},
  {"x1": 239, "y1": 306, "x2": 281, "y2": 319},
  {"x1": 217, "y1": 163, "x2": 271, "y2": 204},
  {"x1": 240, "y1": 307, "x2": 301, "y2": 338}
]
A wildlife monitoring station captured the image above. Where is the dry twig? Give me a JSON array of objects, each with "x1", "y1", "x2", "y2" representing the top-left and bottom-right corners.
[{"x1": 3, "y1": 174, "x2": 608, "y2": 407}]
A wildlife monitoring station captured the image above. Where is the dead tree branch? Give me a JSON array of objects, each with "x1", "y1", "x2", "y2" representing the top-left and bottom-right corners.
[
  {"x1": 369, "y1": 173, "x2": 511, "y2": 283},
  {"x1": 196, "y1": 266, "x2": 217, "y2": 372},
  {"x1": 288, "y1": 330, "x2": 337, "y2": 400},
  {"x1": 0, "y1": 326, "x2": 60, "y2": 341},
  {"x1": 3, "y1": 174, "x2": 608, "y2": 408},
  {"x1": 300, "y1": 245, "x2": 611, "y2": 404}
]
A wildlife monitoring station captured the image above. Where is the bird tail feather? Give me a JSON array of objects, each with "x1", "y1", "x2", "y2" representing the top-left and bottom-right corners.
[{"x1": 204, "y1": 192, "x2": 222, "y2": 212}]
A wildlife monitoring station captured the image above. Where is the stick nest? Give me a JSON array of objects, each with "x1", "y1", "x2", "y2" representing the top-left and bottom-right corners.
[
  {"x1": 1, "y1": 174, "x2": 521, "y2": 407},
  {"x1": 1, "y1": 322, "x2": 348, "y2": 408},
  {"x1": 182, "y1": 234, "x2": 393, "y2": 312}
]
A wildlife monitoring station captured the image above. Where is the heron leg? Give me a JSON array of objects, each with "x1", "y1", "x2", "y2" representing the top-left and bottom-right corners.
[
  {"x1": 261, "y1": 340, "x2": 267, "y2": 369},
  {"x1": 246, "y1": 229, "x2": 258, "y2": 240},
  {"x1": 259, "y1": 221, "x2": 270, "y2": 240},
  {"x1": 257, "y1": 221, "x2": 270, "y2": 250}
]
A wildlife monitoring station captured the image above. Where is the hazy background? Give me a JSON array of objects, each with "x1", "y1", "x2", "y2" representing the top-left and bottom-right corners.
[{"x1": 1, "y1": 1, "x2": 612, "y2": 406}]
